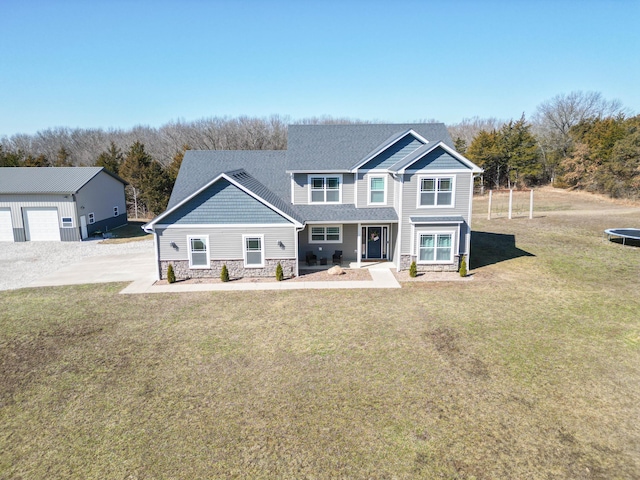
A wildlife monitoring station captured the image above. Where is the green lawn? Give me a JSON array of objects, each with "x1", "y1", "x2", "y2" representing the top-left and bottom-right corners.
[{"x1": 1, "y1": 189, "x2": 639, "y2": 479}]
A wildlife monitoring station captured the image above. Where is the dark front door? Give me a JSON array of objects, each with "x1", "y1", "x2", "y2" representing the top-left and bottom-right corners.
[{"x1": 367, "y1": 226, "x2": 382, "y2": 259}]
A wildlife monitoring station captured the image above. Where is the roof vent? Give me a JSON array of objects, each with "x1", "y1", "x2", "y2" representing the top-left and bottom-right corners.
[{"x1": 231, "y1": 170, "x2": 251, "y2": 180}]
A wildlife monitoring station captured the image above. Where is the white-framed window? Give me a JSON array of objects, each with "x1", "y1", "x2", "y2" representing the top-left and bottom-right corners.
[
  {"x1": 309, "y1": 225, "x2": 342, "y2": 243},
  {"x1": 113, "y1": 206, "x2": 119, "y2": 217},
  {"x1": 368, "y1": 175, "x2": 387, "y2": 205},
  {"x1": 243, "y1": 234, "x2": 264, "y2": 268},
  {"x1": 418, "y1": 176, "x2": 455, "y2": 207},
  {"x1": 417, "y1": 232, "x2": 454, "y2": 263},
  {"x1": 308, "y1": 175, "x2": 342, "y2": 203},
  {"x1": 61, "y1": 217, "x2": 73, "y2": 228},
  {"x1": 88, "y1": 212, "x2": 95, "y2": 224},
  {"x1": 187, "y1": 235, "x2": 210, "y2": 268}
]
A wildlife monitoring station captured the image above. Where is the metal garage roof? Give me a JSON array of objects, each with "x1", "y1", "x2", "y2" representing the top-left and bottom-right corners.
[{"x1": 0, "y1": 167, "x2": 126, "y2": 194}]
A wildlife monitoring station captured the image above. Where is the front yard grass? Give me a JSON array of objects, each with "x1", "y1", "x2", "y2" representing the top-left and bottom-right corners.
[{"x1": 1, "y1": 189, "x2": 639, "y2": 478}]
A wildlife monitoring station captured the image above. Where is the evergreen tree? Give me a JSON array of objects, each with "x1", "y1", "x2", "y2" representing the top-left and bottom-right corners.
[
  {"x1": 166, "y1": 144, "x2": 190, "y2": 184},
  {"x1": 95, "y1": 141, "x2": 123, "y2": 175},
  {"x1": 23, "y1": 154, "x2": 50, "y2": 167},
  {"x1": 54, "y1": 146, "x2": 72, "y2": 166}
]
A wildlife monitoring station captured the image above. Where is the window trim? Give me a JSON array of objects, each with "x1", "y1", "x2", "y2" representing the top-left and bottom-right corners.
[
  {"x1": 416, "y1": 175, "x2": 456, "y2": 208},
  {"x1": 113, "y1": 206, "x2": 119, "y2": 217},
  {"x1": 416, "y1": 231, "x2": 455, "y2": 264},
  {"x1": 243, "y1": 234, "x2": 265, "y2": 268},
  {"x1": 187, "y1": 235, "x2": 210, "y2": 269},
  {"x1": 61, "y1": 217, "x2": 74, "y2": 228},
  {"x1": 88, "y1": 212, "x2": 95, "y2": 224},
  {"x1": 308, "y1": 174, "x2": 343, "y2": 204},
  {"x1": 308, "y1": 225, "x2": 342, "y2": 244},
  {"x1": 367, "y1": 174, "x2": 387, "y2": 205}
]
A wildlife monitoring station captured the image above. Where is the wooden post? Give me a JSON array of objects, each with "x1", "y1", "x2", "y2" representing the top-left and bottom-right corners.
[
  {"x1": 529, "y1": 189, "x2": 534, "y2": 219},
  {"x1": 508, "y1": 189, "x2": 513, "y2": 219},
  {"x1": 487, "y1": 190, "x2": 492, "y2": 220}
]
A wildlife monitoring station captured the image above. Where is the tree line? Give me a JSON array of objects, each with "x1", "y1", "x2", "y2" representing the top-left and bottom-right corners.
[
  {"x1": 452, "y1": 91, "x2": 639, "y2": 198},
  {"x1": 1, "y1": 93, "x2": 638, "y2": 217}
]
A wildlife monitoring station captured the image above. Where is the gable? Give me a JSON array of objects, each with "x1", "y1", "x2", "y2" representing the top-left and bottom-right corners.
[
  {"x1": 405, "y1": 146, "x2": 470, "y2": 171},
  {"x1": 359, "y1": 134, "x2": 425, "y2": 171},
  {"x1": 161, "y1": 178, "x2": 291, "y2": 225}
]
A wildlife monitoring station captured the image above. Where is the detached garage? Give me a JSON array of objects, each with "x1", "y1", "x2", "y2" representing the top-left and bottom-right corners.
[{"x1": 0, "y1": 167, "x2": 128, "y2": 242}]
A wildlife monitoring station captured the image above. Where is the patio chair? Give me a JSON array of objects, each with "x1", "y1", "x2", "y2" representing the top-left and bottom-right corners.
[
  {"x1": 332, "y1": 250, "x2": 343, "y2": 265},
  {"x1": 305, "y1": 251, "x2": 317, "y2": 266}
]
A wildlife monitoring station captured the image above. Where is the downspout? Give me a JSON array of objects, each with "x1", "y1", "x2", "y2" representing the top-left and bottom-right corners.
[{"x1": 396, "y1": 173, "x2": 404, "y2": 271}]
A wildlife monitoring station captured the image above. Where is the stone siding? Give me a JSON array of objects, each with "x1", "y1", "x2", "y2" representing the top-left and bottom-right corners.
[
  {"x1": 399, "y1": 254, "x2": 459, "y2": 272},
  {"x1": 160, "y1": 258, "x2": 297, "y2": 280}
]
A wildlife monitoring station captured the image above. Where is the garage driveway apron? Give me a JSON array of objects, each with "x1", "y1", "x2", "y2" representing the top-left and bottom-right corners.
[{"x1": 0, "y1": 239, "x2": 155, "y2": 291}]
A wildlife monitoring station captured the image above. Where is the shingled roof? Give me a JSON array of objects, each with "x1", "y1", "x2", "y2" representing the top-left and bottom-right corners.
[
  {"x1": 0, "y1": 167, "x2": 126, "y2": 194},
  {"x1": 286, "y1": 123, "x2": 454, "y2": 171}
]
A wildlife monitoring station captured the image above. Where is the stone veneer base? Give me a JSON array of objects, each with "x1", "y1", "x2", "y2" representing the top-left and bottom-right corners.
[
  {"x1": 400, "y1": 254, "x2": 459, "y2": 272},
  {"x1": 160, "y1": 258, "x2": 297, "y2": 280}
]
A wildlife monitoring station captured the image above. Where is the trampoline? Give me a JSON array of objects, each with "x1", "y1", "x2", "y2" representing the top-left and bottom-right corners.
[{"x1": 604, "y1": 228, "x2": 640, "y2": 246}]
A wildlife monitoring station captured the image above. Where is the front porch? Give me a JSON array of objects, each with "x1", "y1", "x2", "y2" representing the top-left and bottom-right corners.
[
  {"x1": 298, "y1": 222, "x2": 399, "y2": 271},
  {"x1": 297, "y1": 260, "x2": 397, "y2": 271}
]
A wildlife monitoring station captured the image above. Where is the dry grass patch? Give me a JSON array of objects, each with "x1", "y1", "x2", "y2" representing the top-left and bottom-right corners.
[{"x1": 1, "y1": 191, "x2": 640, "y2": 478}]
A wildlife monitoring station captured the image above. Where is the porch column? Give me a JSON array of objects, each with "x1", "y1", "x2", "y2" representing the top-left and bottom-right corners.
[{"x1": 356, "y1": 222, "x2": 362, "y2": 268}]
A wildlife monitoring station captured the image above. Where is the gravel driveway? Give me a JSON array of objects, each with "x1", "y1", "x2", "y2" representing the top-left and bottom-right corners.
[{"x1": 0, "y1": 239, "x2": 154, "y2": 291}]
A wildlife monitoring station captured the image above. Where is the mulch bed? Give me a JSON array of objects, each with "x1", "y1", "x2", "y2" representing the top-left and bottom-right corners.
[{"x1": 155, "y1": 268, "x2": 372, "y2": 285}]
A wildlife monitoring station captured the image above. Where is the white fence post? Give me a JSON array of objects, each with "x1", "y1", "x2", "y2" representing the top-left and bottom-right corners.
[
  {"x1": 488, "y1": 190, "x2": 492, "y2": 220},
  {"x1": 508, "y1": 189, "x2": 513, "y2": 219},
  {"x1": 529, "y1": 189, "x2": 534, "y2": 219}
]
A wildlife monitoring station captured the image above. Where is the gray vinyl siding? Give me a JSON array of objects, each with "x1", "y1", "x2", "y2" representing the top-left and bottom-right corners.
[
  {"x1": 405, "y1": 147, "x2": 468, "y2": 171},
  {"x1": 164, "y1": 178, "x2": 291, "y2": 225},
  {"x1": 400, "y1": 171, "x2": 472, "y2": 253},
  {"x1": 75, "y1": 171, "x2": 126, "y2": 227},
  {"x1": 157, "y1": 225, "x2": 297, "y2": 262},
  {"x1": 292, "y1": 173, "x2": 354, "y2": 205},
  {"x1": 356, "y1": 172, "x2": 395, "y2": 208},
  {"x1": 360, "y1": 135, "x2": 424, "y2": 171}
]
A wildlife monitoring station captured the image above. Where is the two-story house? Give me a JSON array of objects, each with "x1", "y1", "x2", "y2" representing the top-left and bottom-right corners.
[{"x1": 143, "y1": 124, "x2": 482, "y2": 280}]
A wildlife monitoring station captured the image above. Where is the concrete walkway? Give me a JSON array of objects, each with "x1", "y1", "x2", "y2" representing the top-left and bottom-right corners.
[{"x1": 120, "y1": 267, "x2": 401, "y2": 294}]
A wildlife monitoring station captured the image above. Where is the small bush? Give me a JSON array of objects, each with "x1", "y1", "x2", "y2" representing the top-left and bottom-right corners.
[
  {"x1": 409, "y1": 260, "x2": 417, "y2": 278},
  {"x1": 275, "y1": 262, "x2": 283, "y2": 281},
  {"x1": 220, "y1": 264, "x2": 230, "y2": 282},
  {"x1": 459, "y1": 255, "x2": 467, "y2": 277},
  {"x1": 167, "y1": 264, "x2": 176, "y2": 284}
]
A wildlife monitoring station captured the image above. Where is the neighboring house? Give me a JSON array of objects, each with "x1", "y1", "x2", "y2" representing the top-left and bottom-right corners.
[
  {"x1": 0, "y1": 167, "x2": 128, "y2": 242},
  {"x1": 143, "y1": 124, "x2": 482, "y2": 280}
]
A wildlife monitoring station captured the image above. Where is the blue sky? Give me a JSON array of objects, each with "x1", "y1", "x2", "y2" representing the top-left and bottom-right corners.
[{"x1": 1, "y1": 0, "x2": 638, "y2": 137}]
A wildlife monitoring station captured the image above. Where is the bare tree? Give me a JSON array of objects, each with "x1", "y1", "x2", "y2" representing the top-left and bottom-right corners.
[
  {"x1": 532, "y1": 91, "x2": 628, "y2": 183},
  {"x1": 447, "y1": 117, "x2": 505, "y2": 152}
]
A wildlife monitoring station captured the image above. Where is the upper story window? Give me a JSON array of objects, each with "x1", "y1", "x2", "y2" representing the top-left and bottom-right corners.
[
  {"x1": 418, "y1": 176, "x2": 454, "y2": 207},
  {"x1": 309, "y1": 175, "x2": 342, "y2": 203},
  {"x1": 368, "y1": 175, "x2": 386, "y2": 205}
]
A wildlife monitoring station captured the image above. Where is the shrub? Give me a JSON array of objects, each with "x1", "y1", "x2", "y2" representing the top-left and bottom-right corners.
[
  {"x1": 409, "y1": 260, "x2": 417, "y2": 278},
  {"x1": 459, "y1": 255, "x2": 467, "y2": 277},
  {"x1": 220, "y1": 264, "x2": 230, "y2": 282},
  {"x1": 275, "y1": 262, "x2": 284, "y2": 281},
  {"x1": 167, "y1": 264, "x2": 176, "y2": 284}
]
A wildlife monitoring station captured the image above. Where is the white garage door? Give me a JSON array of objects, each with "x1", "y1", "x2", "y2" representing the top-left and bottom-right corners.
[
  {"x1": 25, "y1": 208, "x2": 61, "y2": 241},
  {"x1": 0, "y1": 209, "x2": 13, "y2": 242}
]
